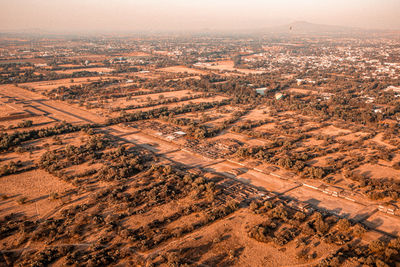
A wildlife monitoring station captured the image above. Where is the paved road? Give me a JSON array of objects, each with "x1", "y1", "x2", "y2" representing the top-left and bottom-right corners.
[{"x1": 0, "y1": 85, "x2": 105, "y2": 124}]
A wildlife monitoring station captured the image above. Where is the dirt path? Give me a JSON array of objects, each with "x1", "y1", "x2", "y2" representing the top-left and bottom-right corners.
[{"x1": 0, "y1": 85, "x2": 105, "y2": 124}]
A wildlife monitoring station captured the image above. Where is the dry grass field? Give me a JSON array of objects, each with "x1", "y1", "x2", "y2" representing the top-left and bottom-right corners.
[
  {"x1": 285, "y1": 88, "x2": 319, "y2": 94},
  {"x1": 20, "y1": 76, "x2": 120, "y2": 92},
  {"x1": 54, "y1": 67, "x2": 115, "y2": 75},
  {"x1": 157, "y1": 65, "x2": 208, "y2": 75},
  {"x1": 0, "y1": 170, "x2": 75, "y2": 218},
  {"x1": 204, "y1": 60, "x2": 266, "y2": 74}
]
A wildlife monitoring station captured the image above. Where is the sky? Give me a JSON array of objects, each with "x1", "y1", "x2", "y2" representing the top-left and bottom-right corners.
[{"x1": 0, "y1": 0, "x2": 400, "y2": 33}]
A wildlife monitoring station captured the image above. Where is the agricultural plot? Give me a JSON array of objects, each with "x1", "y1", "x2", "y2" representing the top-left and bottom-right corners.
[
  {"x1": 203, "y1": 60, "x2": 266, "y2": 74},
  {"x1": 54, "y1": 67, "x2": 115, "y2": 75},
  {"x1": 0, "y1": 169, "x2": 75, "y2": 218},
  {"x1": 157, "y1": 65, "x2": 208, "y2": 75},
  {"x1": 20, "y1": 76, "x2": 121, "y2": 93}
]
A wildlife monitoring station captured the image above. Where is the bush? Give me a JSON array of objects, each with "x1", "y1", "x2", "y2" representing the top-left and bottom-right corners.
[
  {"x1": 17, "y1": 120, "x2": 33, "y2": 128},
  {"x1": 17, "y1": 196, "x2": 28, "y2": 205}
]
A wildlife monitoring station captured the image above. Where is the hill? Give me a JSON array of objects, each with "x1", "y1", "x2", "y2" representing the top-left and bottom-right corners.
[{"x1": 263, "y1": 21, "x2": 375, "y2": 35}]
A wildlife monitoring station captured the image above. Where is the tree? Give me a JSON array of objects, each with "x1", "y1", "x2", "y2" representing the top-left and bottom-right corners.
[
  {"x1": 352, "y1": 224, "x2": 366, "y2": 237},
  {"x1": 232, "y1": 55, "x2": 242, "y2": 68},
  {"x1": 336, "y1": 218, "x2": 351, "y2": 232},
  {"x1": 369, "y1": 240, "x2": 385, "y2": 255}
]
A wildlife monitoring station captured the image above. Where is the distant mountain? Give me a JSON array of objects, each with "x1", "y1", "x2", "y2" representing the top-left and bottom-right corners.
[{"x1": 262, "y1": 21, "x2": 375, "y2": 35}]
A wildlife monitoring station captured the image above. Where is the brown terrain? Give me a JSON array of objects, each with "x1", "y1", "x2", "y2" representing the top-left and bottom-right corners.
[{"x1": 0, "y1": 34, "x2": 400, "y2": 267}]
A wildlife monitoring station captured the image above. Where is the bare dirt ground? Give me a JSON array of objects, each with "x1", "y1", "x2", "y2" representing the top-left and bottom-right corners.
[
  {"x1": 310, "y1": 125, "x2": 352, "y2": 136},
  {"x1": 123, "y1": 51, "x2": 152, "y2": 57},
  {"x1": 0, "y1": 84, "x2": 106, "y2": 124},
  {"x1": 157, "y1": 65, "x2": 209, "y2": 75},
  {"x1": 0, "y1": 116, "x2": 57, "y2": 132},
  {"x1": 57, "y1": 64, "x2": 82, "y2": 68},
  {"x1": 284, "y1": 186, "x2": 374, "y2": 220},
  {"x1": 364, "y1": 212, "x2": 400, "y2": 237},
  {"x1": 0, "y1": 58, "x2": 47, "y2": 64},
  {"x1": 285, "y1": 88, "x2": 319, "y2": 95},
  {"x1": 54, "y1": 67, "x2": 115, "y2": 74},
  {"x1": 106, "y1": 90, "x2": 197, "y2": 109},
  {"x1": 20, "y1": 76, "x2": 121, "y2": 92},
  {"x1": 356, "y1": 163, "x2": 400, "y2": 181},
  {"x1": 370, "y1": 133, "x2": 397, "y2": 149},
  {"x1": 210, "y1": 132, "x2": 269, "y2": 146},
  {"x1": 336, "y1": 131, "x2": 369, "y2": 142},
  {"x1": 203, "y1": 60, "x2": 266, "y2": 74},
  {"x1": 0, "y1": 170, "x2": 75, "y2": 218}
]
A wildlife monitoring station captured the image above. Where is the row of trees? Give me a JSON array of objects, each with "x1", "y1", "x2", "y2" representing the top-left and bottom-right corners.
[
  {"x1": 107, "y1": 99, "x2": 230, "y2": 125},
  {"x1": 248, "y1": 197, "x2": 400, "y2": 266},
  {"x1": 0, "y1": 122, "x2": 89, "y2": 152},
  {"x1": 186, "y1": 110, "x2": 249, "y2": 139},
  {"x1": 112, "y1": 93, "x2": 213, "y2": 112}
]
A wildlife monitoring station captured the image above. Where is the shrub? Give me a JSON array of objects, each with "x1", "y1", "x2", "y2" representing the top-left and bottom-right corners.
[{"x1": 17, "y1": 196, "x2": 28, "y2": 205}]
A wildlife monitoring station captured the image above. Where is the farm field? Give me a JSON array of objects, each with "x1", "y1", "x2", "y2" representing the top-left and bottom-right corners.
[
  {"x1": 157, "y1": 65, "x2": 208, "y2": 75},
  {"x1": 20, "y1": 76, "x2": 122, "y2": 92},
  {"x1": 53, "y1": 67, "x2": 115, "y2": 74},
  {"x1": 203, "y1": 60, "x2": 266, "y2": 74}
]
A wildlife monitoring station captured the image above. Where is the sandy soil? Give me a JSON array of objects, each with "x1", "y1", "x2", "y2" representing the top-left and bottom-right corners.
[
  {"x1": 0, "y1": 85, "x2": 106, "y2": 124},
  {"x1": 20, "y1": 76, "x2": 121, "y2": 92},
  {"x1": 285, "y1": 88, "x2": 319, "y2": 95},
  {"x1": 0, "y1": 170, "x2": 74, "y2": 218},
  {"x1": 123, "y1": 51, "x2": 152, "y2": 57},
  {"x1": 157, "y1": 65, "x2": 208, "y2": 75},
  {"x1": 336, "y1": 131, "x2": 369, "y2": 142},
  {"x1": 311, "y1": 125, "x2": 351, "y2": 136},
  {"x1": 54, "y1": 67, "x2": 115, "y2": 74},
  {"x1": 0, "y1": 116, "x2": 56, "y2": 131},
  {"x1": 370, "y1": 133, "x2": 397, "y2": 149},
  {"x1": 356, "y1": 163, "x2": 400, "y2": 181},
  {"x1": 57, "y1": 64, "x2": 82, "y2": 68},
  {"x1": 364, "y1": 212, "x2": 400, "y2": 237},
  {"x1": 106, "y1": 90, "x2": 196, "y2": 109},
  {"x1": 203, "y1": 60, "x2": 265, "y2": 74}
]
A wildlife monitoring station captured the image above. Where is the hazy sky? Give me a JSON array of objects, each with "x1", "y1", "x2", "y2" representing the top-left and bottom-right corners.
[{"x1": 1, "y1": 0, "x2": 400, "y2": 33}]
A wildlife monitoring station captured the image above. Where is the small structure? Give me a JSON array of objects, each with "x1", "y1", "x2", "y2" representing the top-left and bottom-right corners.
[
  {"x1": 255, "y1": 87, "x2": 268, "y2": 96},
  {"x1": 378, "y1": 204, "x2": 397, "y2": 215},
  {"x1": 34, "y1": 63, "x2": 48, "y2": 67},
  {"x1": 174, "y1": 131, "x2": 186, "y2": 136},
  {"x1": 321, "y1": 92, "x2": 333, "y2": 100},
  {"x1": 365, "y1": 96, "x2": 375, "y2": 103},
  {"x1": 275, "y1": 93, "x2": 284, "y2": 100},
  {"x1": 188, "y1": 168, "x2": 202, "y2": 176},
  {"x1": 165, "y1": 135, "x2": 175, "y2": 141},
  {"x1": 227, "y1": 168, "x2": 245, "y2": 176},
  {"x1": 296, "y1": 79, "x2": 305, "y2": 86},
  {"x1": 323, "y1": 186, "x2": 344, "y2": 197},
  {"x1": 287, "y1": 200, "x2": 313, "y2": 214},
  {"x1": 261, "y1": 191, "x2": 277, "y2": 200},
  {"x1": 384, "y1": 85, "x2": 400, "y2": 93}
]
